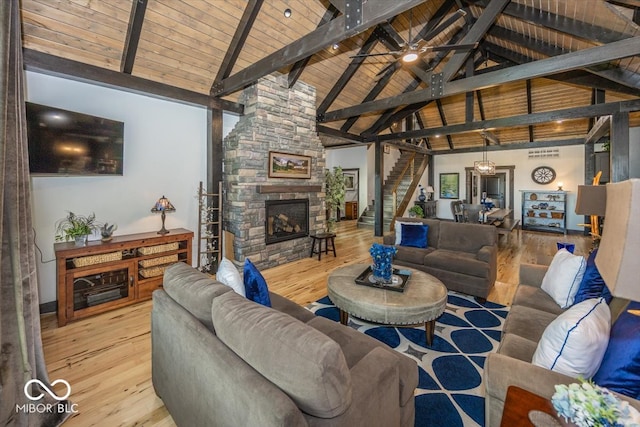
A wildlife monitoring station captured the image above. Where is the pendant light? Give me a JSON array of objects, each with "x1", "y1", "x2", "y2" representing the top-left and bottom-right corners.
[{"x1": 474, "y1": 134, "x2": 495, "y2": 175}]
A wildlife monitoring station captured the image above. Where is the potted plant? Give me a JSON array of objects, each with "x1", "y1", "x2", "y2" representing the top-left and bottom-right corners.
[
  {"x1": 324, "y1": 166, "x2": 346, "y2": 232},
  {"x1": 408, "y1": 205, "x2": 424, "y2": 218},
  {"x1": 55, "y1": 212, "x2": 99, "y2": 246}
]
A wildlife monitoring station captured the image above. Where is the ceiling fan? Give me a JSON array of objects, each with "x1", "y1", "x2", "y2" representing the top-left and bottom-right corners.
[{"x1": 350, "y1": 9, "x2": 478, "y2": 64}]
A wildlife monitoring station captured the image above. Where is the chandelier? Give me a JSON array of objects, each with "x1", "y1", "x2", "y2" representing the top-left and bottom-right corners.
[{"x1": 474, "y1": 134, "x2": 495, "y2": 175}]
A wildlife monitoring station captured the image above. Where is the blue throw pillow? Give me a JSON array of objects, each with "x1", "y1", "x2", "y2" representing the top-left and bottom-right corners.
[
  {"x1": 556, "y1": 242, "x2": 575, "y2": 253},
  {"x1": 573, "y1": 249, "x2": 613, "y2": 305},
  {"x1": 593, "y1": 301, "x2": 640, "y2": 399},
  {"x1": 243, "y1": 258, "x2": 271, "y2": 307},
  {"x1": 400, "y1": 223, "x2": 428, "y2": 248}
]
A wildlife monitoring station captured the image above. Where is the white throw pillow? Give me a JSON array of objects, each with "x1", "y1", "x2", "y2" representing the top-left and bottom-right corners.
[
  {"x1": 541, "y1": 249, "x2": 587, "y2": 308},
  {"x1": 216, "y1": 257, "x2": 245, "y2": 297},
  {"x1": 532, "y1": 298, "x2": 610, "y2": 378}
]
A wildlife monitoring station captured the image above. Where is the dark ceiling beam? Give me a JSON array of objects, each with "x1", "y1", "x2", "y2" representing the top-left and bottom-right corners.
[
  {"x1": 435, "y1": 99, "x2": 454, "y2": 149},
  {"x1": 317, "y1": 125, "x2": 366, "y2": 142},
  {"x1": 121, "y1": 0, "x2": 148, "y2": 74},
  {"x1": 375, "y1": 98, "x2": 640, "y2": 141},
  {"x1": 484, "y1": 42, "x2": 640, "y2": 97},
  {"x1": 362, "y1": 28, "x2": 469, "y2": 135},
  {"x1": 526, "y1": 79, "x2": 534, "y2": 142},
  {"x1": 440, "y1": 0, "x2": 509, "y2": 82},
  {"x1": 318, "y1": 24, "x2": 391, "y2": 115},
  {"x1": 585, "y1": 116, "x2": 612, "y2": 144},
  {"x1": 24, "y1": 49, "x2": 243, "y2": 114},
  {"x1": 489, "y1": 26, "x2": 640, "y2": 92},
  {"x1": 476, "y1": 90, "x2": 485, "y2": 120},
  {"x1": 211, "y1": 0, "x2": 264, "y2": 92},
  {"x1": 465, "y1": 58, "x2": 474, "y2": 122},
  {"x1": 477, "y1": 0, "x2": 630, "y2": 44},
  {"x1": 288, "y1": 7, "x2": 341, "y2": 88},
  {"x1": 607, "y1": 0, "x2": 640, "y2": 9},
  {"x1": 320, "y1": 36, "x2": 640, "y2": 122},
  {"x1": 414, "y1": 112, "x2": 432, "y2": 150},
  {"x1": 212, "y1": 0, "x2": 426, "y2": 97},
  {"x1": 429, "y1": 138, "x2": 584, "y2": 155}
]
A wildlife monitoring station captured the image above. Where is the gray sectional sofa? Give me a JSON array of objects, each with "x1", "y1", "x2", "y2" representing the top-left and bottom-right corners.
[
  {"x1": 152, "y1": 263, "x2": 418, "y2": 427},
  {"x1": 483, "y1": 263, "x2": 640, "y2": 427},
  {"x1": 383, "y1": 217, "x2": 498, "y2": 299}
]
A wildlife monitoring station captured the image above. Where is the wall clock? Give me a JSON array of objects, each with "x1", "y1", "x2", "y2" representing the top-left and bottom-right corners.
[{"x1": 531, "y1": 166, "x2": 556, "y2": 184}]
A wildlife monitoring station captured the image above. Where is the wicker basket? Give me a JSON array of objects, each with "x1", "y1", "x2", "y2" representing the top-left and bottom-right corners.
[
  {"x1": 73, "y1": 251, "x2": 122, "y2": 268},
  {"x1": 139, "y1": 265, "x2": 169, "y2": 278},
  {"x1": 139, "y1": 254, "x2": 178, "y2": 268},
  {"x1": 138, "y1": 242, "x2": 179, "y2": 255},
  {"x1": 551, "y1": 212, "x2": 564, "y2": 219},
  {"x1": 539, "y1": 212, "x2": 548, "y2": 218}
]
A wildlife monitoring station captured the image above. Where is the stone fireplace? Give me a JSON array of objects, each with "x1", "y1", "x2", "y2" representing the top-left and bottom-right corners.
[
  {"x1": 265, "y1": 199, "x2": 309, "y2": 245},
  {"x1": 223, "y1": 74, "x2": 325, "y2": 269}
]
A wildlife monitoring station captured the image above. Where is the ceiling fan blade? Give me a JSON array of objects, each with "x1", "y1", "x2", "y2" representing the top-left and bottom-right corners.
[
  {"x1": 349, "y1": 51, "x2": 402, "y2": 59},
  {"x1": 421, "y1": 42, "x2": 478, "y2": 53}
]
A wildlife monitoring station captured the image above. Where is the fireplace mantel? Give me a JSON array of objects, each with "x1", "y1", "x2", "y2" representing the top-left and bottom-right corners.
[{"x1": 257, "y1": 185, "x2": 322, "y2": 194}]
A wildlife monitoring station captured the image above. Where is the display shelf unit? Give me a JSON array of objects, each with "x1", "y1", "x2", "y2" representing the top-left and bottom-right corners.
[
  {"x1": 197, "y1": 181, "x2": 222, "y2": 274},
  {"x1": 55, "y1": 228, "x2": 193, "y2": 326},
  {"x1": 521, "y1": 190, "x2": 567, "y2": 234}
]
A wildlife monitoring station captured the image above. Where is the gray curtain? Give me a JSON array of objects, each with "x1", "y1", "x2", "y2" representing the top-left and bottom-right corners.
[{"x1": 0, "y1": 1, "x2": 69, "y2": 425}]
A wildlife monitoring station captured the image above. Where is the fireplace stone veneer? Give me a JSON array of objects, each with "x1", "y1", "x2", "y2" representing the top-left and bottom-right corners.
[{"x1": 223, "y1": 74, "x2": 325, "y2": 269}]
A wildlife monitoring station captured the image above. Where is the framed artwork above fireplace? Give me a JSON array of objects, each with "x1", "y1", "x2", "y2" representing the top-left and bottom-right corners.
[{"x1": 268, "y1": 151, "x2": 312, "y2": 179}]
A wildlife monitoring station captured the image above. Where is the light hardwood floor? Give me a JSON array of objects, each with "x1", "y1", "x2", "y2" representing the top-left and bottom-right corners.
[{"x1": 40, "y1": 220, "x2": 590, "y2": 426}]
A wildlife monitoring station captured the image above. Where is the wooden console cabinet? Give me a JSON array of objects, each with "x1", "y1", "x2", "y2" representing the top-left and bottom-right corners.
[{"x1": 55, "y1": 228, "x2": 193, "y2": 326}]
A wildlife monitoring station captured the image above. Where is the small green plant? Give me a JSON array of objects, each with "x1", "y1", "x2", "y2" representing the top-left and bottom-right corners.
[
  {"x1": 55, "y1": 212, "x2": 99, "y2": 242},
  {"x1": 408, "y1": 205, "x2": 424, "y2": 217},
  {"x1": 324, "y1": 166, "x2": 346, "y2": 232}
]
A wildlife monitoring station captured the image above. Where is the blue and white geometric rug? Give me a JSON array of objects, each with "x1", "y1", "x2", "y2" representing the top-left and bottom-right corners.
[{"x1": 307, "y1": 292, "x2": 509, "y2": 427}]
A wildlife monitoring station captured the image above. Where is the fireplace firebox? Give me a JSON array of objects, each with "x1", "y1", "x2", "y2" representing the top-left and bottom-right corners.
[{"x1": 265, "y1": 199, "x2": 309, "y2": 245}]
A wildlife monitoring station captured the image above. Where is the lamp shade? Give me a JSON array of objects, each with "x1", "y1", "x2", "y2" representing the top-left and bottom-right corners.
[
  {"x1": 151, "y1": 195, "x2": 176, "y2": 213},
  {"x1": 426, "y1": 186, "x2": 434, "y2": 194},
  {"x1": 595, "y1": 179, "x2": 640, "y2": 301},
  {"x1": 575, "y1": 185, "x2": 607, "y2": 216}
]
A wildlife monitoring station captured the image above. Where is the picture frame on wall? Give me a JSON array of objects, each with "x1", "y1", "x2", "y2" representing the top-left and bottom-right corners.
[
  {"x1": 343, "y1": 168, "x2": 358, "y2": 191},
  {"x1": 439, "y1": 173, "x2": 459, "y2": 199},
  {"x1": 268, "y1": 151, "x2": 312, "y2": 179}
]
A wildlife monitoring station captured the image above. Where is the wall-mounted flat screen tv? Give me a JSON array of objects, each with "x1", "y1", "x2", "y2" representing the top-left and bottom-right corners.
[{"x1": 26, "y1": 102, "x2": 124, "y2": 176}]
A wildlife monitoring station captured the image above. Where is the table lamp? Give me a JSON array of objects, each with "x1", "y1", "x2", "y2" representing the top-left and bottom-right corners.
[
  {"x1": 426, "y1": 186, "x2": 434, "y2": 201},
  {"x1": 594, "y1": 179, "x2": 640, "y2": 321},
  {"x1": 151, "y1": 195, "x2": 176, "y2": 235}
]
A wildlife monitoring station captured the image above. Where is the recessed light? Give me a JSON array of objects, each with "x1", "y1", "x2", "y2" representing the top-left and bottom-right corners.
[
  {"x1": 284, "y1": 8, "x2": 292, "y2": 18},
  {"x1": 556, "y1": 120, "x2": 563, "y2": 124},
  {"x1": 332, "y1": 43, "x2": 339, "y2": 50},
  {"x1": 435, "y1": 134, "x2": 441, "y2": 138}
]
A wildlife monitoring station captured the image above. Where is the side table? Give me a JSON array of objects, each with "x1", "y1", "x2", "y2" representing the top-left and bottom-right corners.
[
  {"x1": 309, "y1": 232, "x2": 336, "y2": 260},
  {"x1": 500, "y1": 386, "x2": 565, "y2": 427}
]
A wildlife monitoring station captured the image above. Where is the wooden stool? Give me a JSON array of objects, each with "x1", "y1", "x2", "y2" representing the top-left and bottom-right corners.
[{"x1": 309, "y1": 232, "x2": 336, "y2": 260}]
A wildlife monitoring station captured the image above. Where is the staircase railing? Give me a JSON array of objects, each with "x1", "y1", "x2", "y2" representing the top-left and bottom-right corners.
[{"x1": 390, "y1": 153, "x2": 429, "y2": 231}]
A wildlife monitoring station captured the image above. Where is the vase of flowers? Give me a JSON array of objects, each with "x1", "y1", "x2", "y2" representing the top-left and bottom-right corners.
[
  {"x1": 369, "y1": 243, "x2": 397, "y2": 284},
  {"x1": 551, "y1": 379, "x2": 640, "y2": 427}
]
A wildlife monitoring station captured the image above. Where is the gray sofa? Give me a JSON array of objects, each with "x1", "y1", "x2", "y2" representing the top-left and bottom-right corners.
[
  {"x1": 383, "y1": 217, "x2": 498, "y2": 299},
  {"x1": 484, "y1": 263, "x2": 640, "y2": 427},
  {"x1": 152, "y1": 263, "x2": 418, "y2": 427}
]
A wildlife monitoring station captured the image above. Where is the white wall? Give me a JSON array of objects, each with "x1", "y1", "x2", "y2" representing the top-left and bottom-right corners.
[
  {"x1": 326, "y1": 145, "x2": 369, "y2": 214},
  {"x1": 434, "y1": 145, "x2": 585, "y2": 229},
  {"x1": 26, "y1": 72, "x2": 238, "y2": 304}
]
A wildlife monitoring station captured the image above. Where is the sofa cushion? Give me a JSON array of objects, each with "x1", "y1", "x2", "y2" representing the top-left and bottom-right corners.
[
  {"x1": 437, "y1": 221, "x2": 496, "y2": 253},
  {"x1": 400, "y1": 223, "x2": 429, "y2": 248},
  {"x1": 211, "y1": 291, "x2": 352, "y2": 418},
  {"x1": 394, "y1": 245, "x2": 434, "y2": 265},
  {"x1": 243, "y1": 258, "x2": 271, "y2": 307},
  {"x1": 532, "y1": 298, "x2": 610, "y2": 378},
  {"x1": 511, "y1": 284, "x2": 565, "y2": 316},
  {"x1": 394, "y1": 220, "x2": 414, "y2": 245},
  {"x1": 269, "y1": 292, "x2": 315, "y2": 323},
  {"x1": 497, "y1": 333, "x2": 539, "y2": 363},
  {"x1": 593, "y1": 301, "x2": 640, "y2": 399},
  {"x1": 573, "y1": 249, "x2": 612, "y2": 305},
  {"x1": 163, "y1": 262, "x2": 232, "y2": 332},
  {"x1": 425, "y1": 249, "x2": 489, "y2": 279},
  {"x1": 502, "y1": 305, "x2": 558, "y2": 344},
  {"x1": 307, "y1": 316, "x2": 418, "y2": 407},
  {"x1": 541, "y1": 249, "x2": 586, "y2": 309},
  {"x1": 216, "y1": 257, "x2": 245, "y2": 297}
]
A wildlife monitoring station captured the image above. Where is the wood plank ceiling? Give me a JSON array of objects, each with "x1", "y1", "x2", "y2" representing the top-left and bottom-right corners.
[{"x1": 19, "y1": 0, "x2": 640, "y2": 153}]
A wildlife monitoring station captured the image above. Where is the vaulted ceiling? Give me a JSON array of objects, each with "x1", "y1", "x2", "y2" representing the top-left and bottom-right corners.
[{"x1": 20, "y1": 0, "x2": 640, "y2": 153}]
